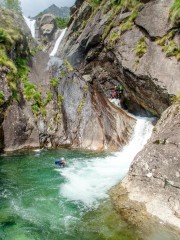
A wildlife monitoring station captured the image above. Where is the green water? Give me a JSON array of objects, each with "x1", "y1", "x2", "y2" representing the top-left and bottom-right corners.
[{"x1": 0, "y1": 149, "x2": 140, "y2": 240}]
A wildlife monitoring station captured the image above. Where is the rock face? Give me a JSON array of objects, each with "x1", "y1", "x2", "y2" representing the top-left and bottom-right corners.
[
  {"x1": 0, "y1": 8, "x2": 136, "y2": 152},
  {"x1": 27, "y1": 52, "x2": 136, "y2": 151},
  {"x1": 55, "y1": 0, "x2": 180, "y2": 233},
  {"x1": 0, "y1": 9, "x2": 37, "y2": 152},
  {"x1": 2, "y1": 101, "x2": 40, "y2": 152},
  {"x1": 59, "y1": 0, "x2": 180, "y2": 116},
  {"x1": 111, "y1": 103, "x2": 180, "y2": 231},
  {"x1": 135, "y1": 0, "x2": 173, "y2": 37},
  {"x1": 57, "y1": 70, "x2": 135, "y2": 151}
]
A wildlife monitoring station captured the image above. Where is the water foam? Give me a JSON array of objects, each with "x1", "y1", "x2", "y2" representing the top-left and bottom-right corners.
[
  {"x1": 58, "y1": 117, "x2": 154, "y2": 208},
  {"x1": 23, "y1": 16, "x2": 36, "y2": 38},
  {"x1": 50, "y1": 28, "x2": 66, "y2": 57}
]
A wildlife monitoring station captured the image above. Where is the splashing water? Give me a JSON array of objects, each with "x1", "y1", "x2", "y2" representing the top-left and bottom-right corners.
[
  {"x1": 57, "y1": 116, "x2": 154, "y2": 208},
  {"x1": 23, "y1": 16, "x2": 36, "y2": 38},
  {"x1": 50, "y1": 28, "x2": 66, "y2": 57}
]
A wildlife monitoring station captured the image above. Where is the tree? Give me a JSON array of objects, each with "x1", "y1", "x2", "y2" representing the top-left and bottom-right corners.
[{"x1": 0, "y1": 0, "x2": 22, "y2": 13}]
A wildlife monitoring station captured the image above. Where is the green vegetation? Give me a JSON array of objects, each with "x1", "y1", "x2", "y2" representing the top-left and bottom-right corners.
[
  {"x1": 169, "y1": 0, "x2": 180, "y2": 24},
  {"x1": 0, "y1": 26, "x2": 24, "y2": 82},
  {"x1": 111, "y1": 0, "x2": 140, "y2": 10},
  {"x1": 15, "y1": 57, "x2": 53, "y2": 117},
  {"x1": 56, "y1": 17, "x2": 69, "y2": 29},
  {"x1": 0, "y1": 0, "x2": 22, "y2": 13},
  {"x1": 0, "y1": 48, "x2": 17, "y2": 74},
  {"x1": 89, "y1": 0, "x2": 103, "y2": 8},
  {"x1": 133, "y1": 37, "x2": 146, "y2": 58},
  {"x1": 0, "y1": 91, "x2": 5, "y2": 105},
  {"x1": 77, "y1": 98, "x2": 85, "y2": 113},
  {"x1": 109, "y1": 31, "x2": 119, "y2": 46},
  {"x1": 0, "y1": 27, "x2": 22, "y2": 52},
  {"x1": 50, "y1": 78, "x2": 59, "y2": 87},
  {"x1": 0, "y1": 8, "x2": 55, "y2": 117},
  {"x1": 156, "y1": 31, "x2": 180, "y2": 60},
  {"x1": 57, "y1": 94, "x2": 64, "y2": 106},
  {"x1": 64, "y1": 60, "x2": 74, "y2": 71},
  {"x1": 172, "y1": 90, "x2": 180, "y2": 103},
  {"x1": 23, "y1": 78, "x2": 54, "y2": 117},
  {"x1": 102, "y1": 0, "x2": 141, "y2": 42},
  {"x1": 30, "y1": 45, "x2": 44, "y2": 56},
  {"x1": 0, "y1": 28, "x2": 13, "y2": 45},
  {"x1": 119, "y1": 10, "x2": 138, "y2": 34},
  {"x1": 23, "y1": 80, "x2": 54, "y2": 117},
  {"x1": 133, "y1": 36, "x2": 147, "y2": 70},
  {"x1": 84, "y1": 84, "x2": 89, "y2": 93}
]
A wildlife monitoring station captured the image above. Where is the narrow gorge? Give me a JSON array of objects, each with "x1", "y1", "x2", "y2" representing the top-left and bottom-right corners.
[{"x1": 0, "y1": 0, "x2": 180, "y2": 239}]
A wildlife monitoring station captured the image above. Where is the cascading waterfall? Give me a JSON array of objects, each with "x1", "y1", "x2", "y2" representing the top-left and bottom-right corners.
[
  {"x1": 23, "y1": 16, "x2": 36, "y2": 38},
  {"x1": 50, "y1": 28, "x2": 66, "y2": 56},
  {"x1": 57, "y1": 116, "x2": 154, "y2": 208}
]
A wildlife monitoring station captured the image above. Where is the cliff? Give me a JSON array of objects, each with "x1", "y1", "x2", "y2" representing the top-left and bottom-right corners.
[
  {"x1": 0, "y1": 8, "x2": 135, "y2": 152},
  {"x1": 59, "y1": 0, "x2": 180, "y2": 116},
  {"x1": 56, "y1": 0, "x2": 180, "y2": 233}
]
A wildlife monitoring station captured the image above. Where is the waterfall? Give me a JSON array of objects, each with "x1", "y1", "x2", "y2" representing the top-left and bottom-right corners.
[
  {"x1": 58, "y1": 116, "x2": 154, "y2": 208},
  {"x1": 50, "y1": 28, "x2": 66, "y2": 57},
  {"x1": 23, "y1": 16, "x2": 36, "y2": 38}
]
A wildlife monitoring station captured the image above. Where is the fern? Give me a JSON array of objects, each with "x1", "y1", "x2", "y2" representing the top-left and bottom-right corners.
[{"x1": 169, "y1": 0, "x2": 180, "y2": 24}]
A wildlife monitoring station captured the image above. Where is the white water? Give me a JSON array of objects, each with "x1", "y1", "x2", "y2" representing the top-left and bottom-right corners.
[
  {"x1": 57, "y1": 116, "x2": 154, "y2": 208},
  {"x1": 50, "y1": 28, "x2": 66, "y2": 56},
  {"x1": 23, "y1": 16, "x2": 36, "y2": 38}
]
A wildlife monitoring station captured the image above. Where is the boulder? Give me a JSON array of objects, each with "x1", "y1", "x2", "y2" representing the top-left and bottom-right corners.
[
  {"x1": 40, "y1": 14, "x2": 56, "y2": 26},
  {"x1": 35, "y1": 13, "x2": 57, "y2": 43},
  {"x1": 135, "y1": 0, "x2": 173, "y2": 38}
]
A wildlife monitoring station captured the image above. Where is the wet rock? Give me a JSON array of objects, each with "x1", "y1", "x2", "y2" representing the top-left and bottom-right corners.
[
  {"x1": 58, "y1": 70, "x2": 136, "y2": 151},
  {"x1": 111, "y1": 103, "x2": 180, "y2": 230}
]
